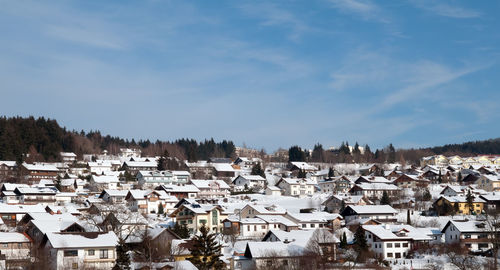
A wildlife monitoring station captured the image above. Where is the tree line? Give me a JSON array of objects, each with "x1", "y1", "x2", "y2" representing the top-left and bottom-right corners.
[{"x1": 0, "y1": 116, "x2": 235, "y2": 163}]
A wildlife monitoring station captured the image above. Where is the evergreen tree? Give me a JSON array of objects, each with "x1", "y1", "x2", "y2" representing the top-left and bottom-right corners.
[
  {"x1": 339, "y1": 200, "x2": 346, "y2": 213},
  {"x1": 188, "y1": 225, "x2": 225, "y2": 270},
  {"x1": 457, "y1": 171, "x2": 463, "y2": 183},
  {"x1": 380, "y1": 191, "x2": 390, "y2": 205},
  {"x1": 353, "y1": 226, "x2": 368, "y2": 251},
  {"x1": 251, "y1": 163, "x2": 265, "y2": 178},
  {"x1": 113, "y1": 239, "x2": 131, "y2": 270},
  {"x1": 288, "y1": 146, "x2": 306, "y2": 162},
  {"x1": 466, "y1": 190, "x2": 474, "y2": 214},
  {"x1": 172, "y1": 223, "x2": 190, "y2": 239},
  {"x1": 297, "y1": 169, "x2": 307, "y2": 178},
  {"x1": 407, "y1": 209, "x2": 411, "y2": 225},
  {"x1": 158, "y1": 203, "x2": 164, "y2": 215},
  {"x1": 438, "y1": 170, "x2": 443, "y2": 183},
  {"x1": 328, "y1": 167, "x2": 335, "y2": 178},
  {"x1": 311, "y1": 143, "x2": 325, "y2": 162},
  {"x1": 423, "y1": 188, "x2": 432, "y2": 201},
  {"x1": 387, "y1": 143, "x2": 396, "y2": 163},
  {"x1": 339, "y1": 232, "x2": 348, "y2": 249}
]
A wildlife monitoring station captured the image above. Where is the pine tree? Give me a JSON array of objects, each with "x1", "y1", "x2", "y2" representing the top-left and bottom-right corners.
[
  {"x1": 407, "y1": 209, "x2": 411, "y2": 225},
  {"x1": 188, "y1": 225, "x2": 225, "y2": 270},
  {"x1": 423, "y1": 188, "x2": 432, "y2": 201},
  {"x1": 158, "y1": 203, "x2": 164, "y2": 215},
  {"x1": 339, "y1": 200, "x2": 346, "y2": 213},
  {"x1": 113, "y1": 239, "x2": 131, "y2": 270},
  {"x1": 466, "y1": 190, "x2": 474, "y2": 214},
  {"x1": 353, "y1": 226, "x2": 368, "y2": 251},
  {"x1": 298, "y1": 169, "x2": 307, "y2": 178},
  {"x1": 438, "y1": 170, "x2": 443, "y2": 183},
  {"x1": 328, "y1": 167, "x2": 335, "y2": 178},
  {"x1": 380, "y1": 191, "x2": 390, "y2": 205},
  {"x1": 339, "y1": 231, "x2": 348, "y2": 249},
  {"x1": 172, "y1": 223, "x2": 190, "y2": 239},
  {"x1": 457, "y1": 171, "x2": 463, "y2": 183},
  {"x1": 251, "y1": 163, "x2": 265, "y2": 178}
]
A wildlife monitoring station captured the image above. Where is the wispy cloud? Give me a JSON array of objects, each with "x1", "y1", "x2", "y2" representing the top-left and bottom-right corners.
[
  {"x1": 327, "y1": 0, "x2": 389, "y2": 23},
  {"x1": 238, "y1": 2, "x2": 310, "y2": 41},
  {"x1": 45, "y1": 25, "x2": 125, "y2": 50},
  {"x1": 411, "y1": 1, "x2": 481, "y2": 19}
]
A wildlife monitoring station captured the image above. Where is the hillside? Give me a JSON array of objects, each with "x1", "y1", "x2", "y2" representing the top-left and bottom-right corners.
[{"x1": 0, "y1": 116, "x2": 235, "y2": 162}]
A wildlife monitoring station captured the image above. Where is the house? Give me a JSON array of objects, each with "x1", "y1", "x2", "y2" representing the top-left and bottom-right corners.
[
  {"x1": 362, "y1": 225, "x2": 413, "y2": 260},
  {"x1": 121, "y1": 160, "x2": 157, "y2": 174},
  {"x1": 185, "y1": 161, "x2": 214, "y2": 179},
  {"x1": 13, "y1": 187, "x2": 58, "y2": 205},
  {"x1": 98, "y1": 189, "x2": 128, "y2": 203},
  {"x1": 90, "y1": 175, "x2": 119, "y2": 190},
  {"x1": 440, "y1": 185, "x2": 467, "y2": 196},
  {"x1": 190, "y1": 180, "x2": 230, "y2": 198},
  {"x1": 136, "y1": 170, "x2": 184, "y2": 188},
  {"x1": 0, "y1": 161, "x2": 18, "y2": 181},
  {"x1": 479, "y1": 193, "x2": 500, "y2": 212},
  {"x1": 0, "y1": 204, "x2": 46, "y2": 227},
  {"x1": 348, "y1": 183, "x2": 400, "y2": 201},
  {"x1": 476, "y1": 174, "x2": 500, "y2": 192},
  {"x1": 240, "y1": 204, "x2": 287, "y2": 219},
  {"x1": 212, "y1": 163, "x2": 236, "y2": 180},
  {"x1": 275, "y1": 178, "x2": 315, "y2": 197},
  {"x1": 125, "y1": 190, "x2": 178, "y2": 214},
  {"x1": 21, "y1": 163, "x2": 59, "y2": 184},
  {"x1": 322, "y1": 194, "x2": 372, "y2": 213},
  {"x1": 169, "y1": 203, "x2": 228, "y2": 234},
  {"x1": 340, "y1": 205, "x2": 398, "y2": 224},
  {"x1": 0, "y1": 183, "x2": 30, "y2": 204},
  {"x1": 265, "y1": 186, "x2": 281, "y2": 196},
  {"x1": 87, "y1": 161, "x2": 113, "y2": 175},
  {"x1": 241, "y1": 241, "x2": 310, "y2": 270},
  {"x1": 285, "y1": 212, "x2": 340, "y2": 230},
  {"x1": 60, "y1": 152, "x2": 77, "y2": 163},
  {"x1": 433, "y1": 196, "x2": 485, "y2": 215},
  {"x1": 233, "y1": 175, "x2": 267, "y2": 190},
  {"x1": 254, "y1": 215, "x2": 299, "y2": 232},
  {"x1": 156, "y1": 184, "x2": 200, "y2": 199},
  {"x1": 40, "y1": 231, "x2": 118, "y2": 270},
  {"x1": 0, "y1": 232, "x2": 31, "y2": 268},
  {"x1": 393, "y1": 174, "x2": 429, "y2": 189},
  {"x1": 289, "y1": 162, "x2": 318, "y2": 172},
  {"x1": 441, "y1": 220, "x2": 492, "y2": 251},
  {"x1": 234, "y1": 218, "x2": 269, "y2": 239}
]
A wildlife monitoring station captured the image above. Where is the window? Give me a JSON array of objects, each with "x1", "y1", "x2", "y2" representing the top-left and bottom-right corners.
[
  {"x1": 311, "y1": 224, "x2": 315, "y2": 228},
  {"x1": 261, "y1": 225, "x2": 266, "y2": 229},
  {"x1": 395, "y1": 253, "x2": 401, "y2": 258},
  {"x1": 17, "y1": 243, "x2": 22, "y2": 248},
  {"x1": 100, "y1": 249, "x2": 108, "y2": 259},
  {"x1": 199, "y1": 219, "x2": 207, "y2": 224},
  {"x1": 302, "y1": 224, "x2": 306, "y2": 228},
  {"x1": 72, "y1": 263, "x2": 78, "y2": 269},
  {"x1": 64, "y1": 250, "x2": 78, "y2": 257},
  {"x1": 386, "y1": 243, "x2": 392, "y2": 248},
  {"x1": 88, "y1": 249, "x2": 95, "y2": 256},
  {"x1": 2, "y1": 243, "x2": 7, "y2": 248},
  {"x1": 212, "y1": 210, "x2": 218, "y2": 225},
  {"x1": 254, "y1": 225, "x2": 257, "y2": 231},
  {"x1": 387, "y1": 253, "x2": 393, "y2": 257},
  {"x1": 247, "y1": 225, "x2": 250, "y2": 231},
  {"x1": 395, "y1": 243, "x2": 401, "y2": 248},
  {"x1": 403, "y1": 243, "x2": 408, "y2": 248}
]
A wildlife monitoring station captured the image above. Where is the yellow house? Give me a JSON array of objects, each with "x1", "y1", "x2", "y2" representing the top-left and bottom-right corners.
[
  {"x1": 494, "y1": 157, "x2": 500, "y2": 165},
  {"x1": 476, "y1": 175, "x2": 500, "y2": 192},
  {"x1": 448, "y1": 156, "x2": 463, "y2": 165},
  {"x1": 169, "y1": 203, "x2": 228, "y2": 235},
  {"x1": 477, "y1": 156, "x2": 493, "y2": 166},
  {"x1": 434, "y1": 196, "x2": 485, "y2": 215}
]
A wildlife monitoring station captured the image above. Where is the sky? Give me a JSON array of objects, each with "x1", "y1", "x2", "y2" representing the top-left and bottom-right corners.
[{"x1": 1, "y1": 0, "x2": 499, "y2": 152}]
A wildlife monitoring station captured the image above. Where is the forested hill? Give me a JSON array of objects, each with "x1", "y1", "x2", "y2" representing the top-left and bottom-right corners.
[
  {"x1": 0, "y1": 116, "x2": 235, "y2": 162},
  {"x1": 425, "y1": 138, "x2": 500, "y2": 156}
]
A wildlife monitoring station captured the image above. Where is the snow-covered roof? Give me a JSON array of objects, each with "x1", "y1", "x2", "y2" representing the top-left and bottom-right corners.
[
  {"x1": 347, "y1": 205, "x2": 398, "y2": 215},
  {"x1": 290, "y1": 162, "x2": 318, "y2": 171},
  {"x1": 22, "y1": 163, "x2": 59, "y2": 172},
  {"x1": 1, "y1": 183, "x2": 29, "y2": 191},
  {"x1": 101, "y1": 189, "x2": 128, "y2": 197},
  {"x1": 123, "y1": 161, "x2": 157, "y2": 167},
  {"x1": 0, "y1": 161, "x2": 17, "y2": 167},
  {"x1": 45, "y1": 231, "x2": 118, "y2": 248},
  {"x1": 92, "y1": 175, "x2": 119, "y2": 183},
  {"x1": 236, "y1": 175, "x2": 266, "y2": 181},
  {"x1": 443, "y1": 220, "x2": 489, "y2": 233},
  {"x1": 245, "y1": 242, "x2": 305, "y2": 258},
  {"x1": 0, "y1": 232, "x2": 30, "y2": 243},
  {"x1": 353, "y1": 183, "x2": 400, "y2": 191},
  {"x1": 191, "y1": 180, "x2": 230, "y2": 189},
  {"x1": 286, "y1": 212, "x2": 341, "y2": 223},
  {"x1": 363, "y1": 225, "x2": 411, "y2": 240},
  {"x1": 212, "y1": 163, "x2": 235, "y2": 172},
  {"x1": 278, "y1": 178, "x2": 315, "y2": 185},
  {"x1": 160, "y1": 184, "x2": 200, "y2": 193},
  {"x1": 245, "y1": 204, "x2": 287, "y2": 215},
  {"x1": 255, "y1": 215, "x2": 298, "y2": 227}
]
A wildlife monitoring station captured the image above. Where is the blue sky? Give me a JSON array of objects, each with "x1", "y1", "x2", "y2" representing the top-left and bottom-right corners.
[{"x1": 1, "y1": 0, "x2": 499, "y2": 152}]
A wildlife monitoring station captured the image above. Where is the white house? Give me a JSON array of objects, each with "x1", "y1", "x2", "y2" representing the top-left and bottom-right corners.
[
  {"x1": 265, "y1": 186, "x2": 282, "y2": 196},
  {"x1": 441, "y1": 220, "x2": 492, "y2": 251},
  {"x1": 190, "y1": 180, "x2": 230, "y2": 198},
  {"x1": 0, "y1": 232, "x2": 31, "y2": 262},
  {"x1": 233, "y1": 175, "x2": 267, "y2": 190},
  {"x1": 340, "y1": 205, "x2": 398, "y2": 224},
  {"x1": 90, "y1": 175, "x2": 119, "y2": 190},
  {"x1": 362, "y1": 225, "x2": 412, "y2": 260},
  {"x1": 275, "y1": 178, "x2": 315, "y2": 198},
  {"x1": 41, "y1": 231, "x2": 118, "y2": 270}
]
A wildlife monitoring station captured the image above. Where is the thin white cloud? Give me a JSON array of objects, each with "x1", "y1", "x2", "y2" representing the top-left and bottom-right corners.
[
  {"x1": 45, "y1": 25, "x2": 125, "y2": 50},
  {"x1": 411, "y1": 1, "x2": 481, "y2": 19},
  {"x1": 328, "y1": 0, "x2": 389, "y2": 23}
]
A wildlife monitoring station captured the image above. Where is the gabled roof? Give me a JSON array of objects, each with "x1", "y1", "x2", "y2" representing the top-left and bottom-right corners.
[
  {"x1": 92, "y1": 175, "x2": 119, "y2": 184},
  {"x1": 441, "y1": 220, "x2": 490, "y2": 233},
  {"x1": 0, "y1": 232, "x2": 30, "y2": 243},
  {"x1": 290, "y1": 162, "x2": 317, "y2": 171},
  {"x1": 191, "y1": 179, "x2": 230, "y2": 189},
  {"x1": 45, "y1": 231, "x2": 118, "y2": 248},
  {"x1": 22, "y1": 163, "x2": 59, "y2": 172},
  {"x1": 344, "y1": 205, "x2": 398, "y2": 215}
]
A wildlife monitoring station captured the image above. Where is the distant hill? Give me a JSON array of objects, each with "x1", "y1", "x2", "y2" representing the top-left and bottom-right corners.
[
  {"x1": 425, "y1": 138, "x2": 500, "y2": 156},
  {"x1": 0, "y1": 116, "x2": 235, "y2": 162}
]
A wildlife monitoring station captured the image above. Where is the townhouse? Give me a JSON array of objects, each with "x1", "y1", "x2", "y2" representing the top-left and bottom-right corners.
[{"x1": 170, "y1": 203, "x2": 228, "y2": 234}]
